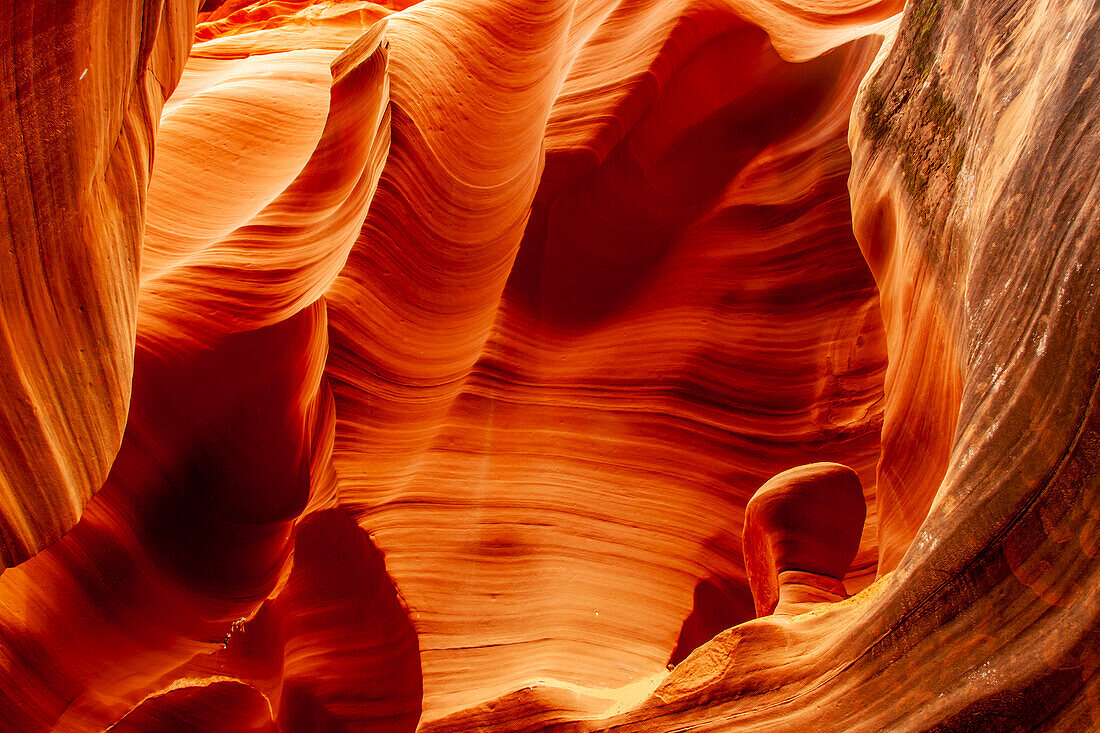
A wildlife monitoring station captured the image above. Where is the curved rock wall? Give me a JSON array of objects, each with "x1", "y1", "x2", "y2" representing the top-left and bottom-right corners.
[
  {"x1": 0, "y1": 0, "x2": 199, "y2": 567},
  {"x1": 1, "y1": 0, "x2": 1097, "y2": 730}
]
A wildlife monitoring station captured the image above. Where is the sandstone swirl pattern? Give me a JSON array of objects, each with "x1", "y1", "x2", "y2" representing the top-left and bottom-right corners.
[
  {"x1": 0, "y1": 0, "x2": 199, "y2": 568},
  {"x1": 0, "y1": 0, "x2": 1097, "y2": 730}
]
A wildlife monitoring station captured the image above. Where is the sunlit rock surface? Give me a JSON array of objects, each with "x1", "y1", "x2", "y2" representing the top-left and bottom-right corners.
[
  {"x1": 1, "y1": 0, "x2": 1097, "y2": 730},
  {"x1": 0, "y1": 0, "x2": 199, "y2": 568}
]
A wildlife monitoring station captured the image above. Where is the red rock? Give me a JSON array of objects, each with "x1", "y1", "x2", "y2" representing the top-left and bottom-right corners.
[
  {"x1": 1, "y1": 0, "x2": 1098, "y2": 730},
  {"x1": 0, "y1": 0, "x2": 200, "y2": 567},
  {"x1": 107, "y1": 681, "x2": 279, "y2": 733},
  {"x1": 743, "y1": 463, "x2": 865, "y2": 616}
]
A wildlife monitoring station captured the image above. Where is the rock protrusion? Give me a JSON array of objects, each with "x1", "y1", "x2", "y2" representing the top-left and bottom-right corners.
[{"x1": 743, "y1": 462, "x2": 866, "y2": 616}]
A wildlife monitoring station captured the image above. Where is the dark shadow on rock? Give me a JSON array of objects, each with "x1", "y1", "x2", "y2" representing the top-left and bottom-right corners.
[{"x1": 668, "y1": 577, "x2": 755, "y2": 666}]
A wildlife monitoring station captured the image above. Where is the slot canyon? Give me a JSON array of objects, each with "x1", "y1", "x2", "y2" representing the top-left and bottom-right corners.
[{"x1": 0, "y1": 0, "x2": 1098, "y2": 730}]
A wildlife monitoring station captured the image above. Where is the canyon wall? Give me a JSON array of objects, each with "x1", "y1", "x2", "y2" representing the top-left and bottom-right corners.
[{"x1": 0, "y1": 0, "x2": 1097, "y2": 730}]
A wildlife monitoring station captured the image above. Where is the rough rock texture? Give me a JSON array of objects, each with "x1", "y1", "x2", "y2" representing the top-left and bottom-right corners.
[{"x1": 1, "y1": 0, "x2": 1099, "y2": 730}]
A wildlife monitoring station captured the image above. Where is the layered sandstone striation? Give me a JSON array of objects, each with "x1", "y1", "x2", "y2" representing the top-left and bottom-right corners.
[
  {"x1": 0, "y1": 0, "x2": 1097, "y2": 730},
  {"x1": 0, "y1": 0, "x2": 200, "y2": 568}
]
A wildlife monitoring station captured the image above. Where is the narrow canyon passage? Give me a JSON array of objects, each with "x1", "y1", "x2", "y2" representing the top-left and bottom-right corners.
[
  {"x1": 0, "y1": 0, "x2": 1097, "y2": 731},
  {"x1": 323, "y1": 4, "x2": 890, "y2": 718}
]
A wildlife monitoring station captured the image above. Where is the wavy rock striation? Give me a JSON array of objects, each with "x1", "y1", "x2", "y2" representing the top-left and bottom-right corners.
[
  {"x1": 0, "y1": 7, "x2": 400, "y2": 731},
  {"x1": 1, "y1": 0, "x2": 1098, "y2": 730},
  {"x1": 323, "y1": 0, "x2": 893, "y2": 720},
  {"x1": 0, "y1": 0, "x2": 199, "y2": 568}
]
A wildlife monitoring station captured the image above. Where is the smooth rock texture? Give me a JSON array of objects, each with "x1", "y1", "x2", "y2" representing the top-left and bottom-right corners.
[
  {"x1": 0, "y1": 0, "x2": 200, "y2": 567},
  {"x1": 0, "y1": 0, "x2": 1098, "y2": 730},
  {"x1": 743, "y1": 463, "x2": 866, "y2": 616},
  {"x1": 0, "y1": 8, "x2": 394, "y2": 731}
]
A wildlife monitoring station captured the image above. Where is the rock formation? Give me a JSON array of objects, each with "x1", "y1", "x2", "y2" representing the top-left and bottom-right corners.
[
  {"x1": 743, "y1": 463, "x2": 866, "y2": 616},
  {"x1": 0, "y1": 0, "x2": 1097, "y2": 730}
]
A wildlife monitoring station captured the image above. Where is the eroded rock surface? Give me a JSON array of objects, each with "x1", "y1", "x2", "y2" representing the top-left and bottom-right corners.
[
  {"x1": 0, "y1": 0, "x2": 1097, "y2": 730},
  {"x1": 743, "y1": 463, "x2": 865, "y2": 616}
]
